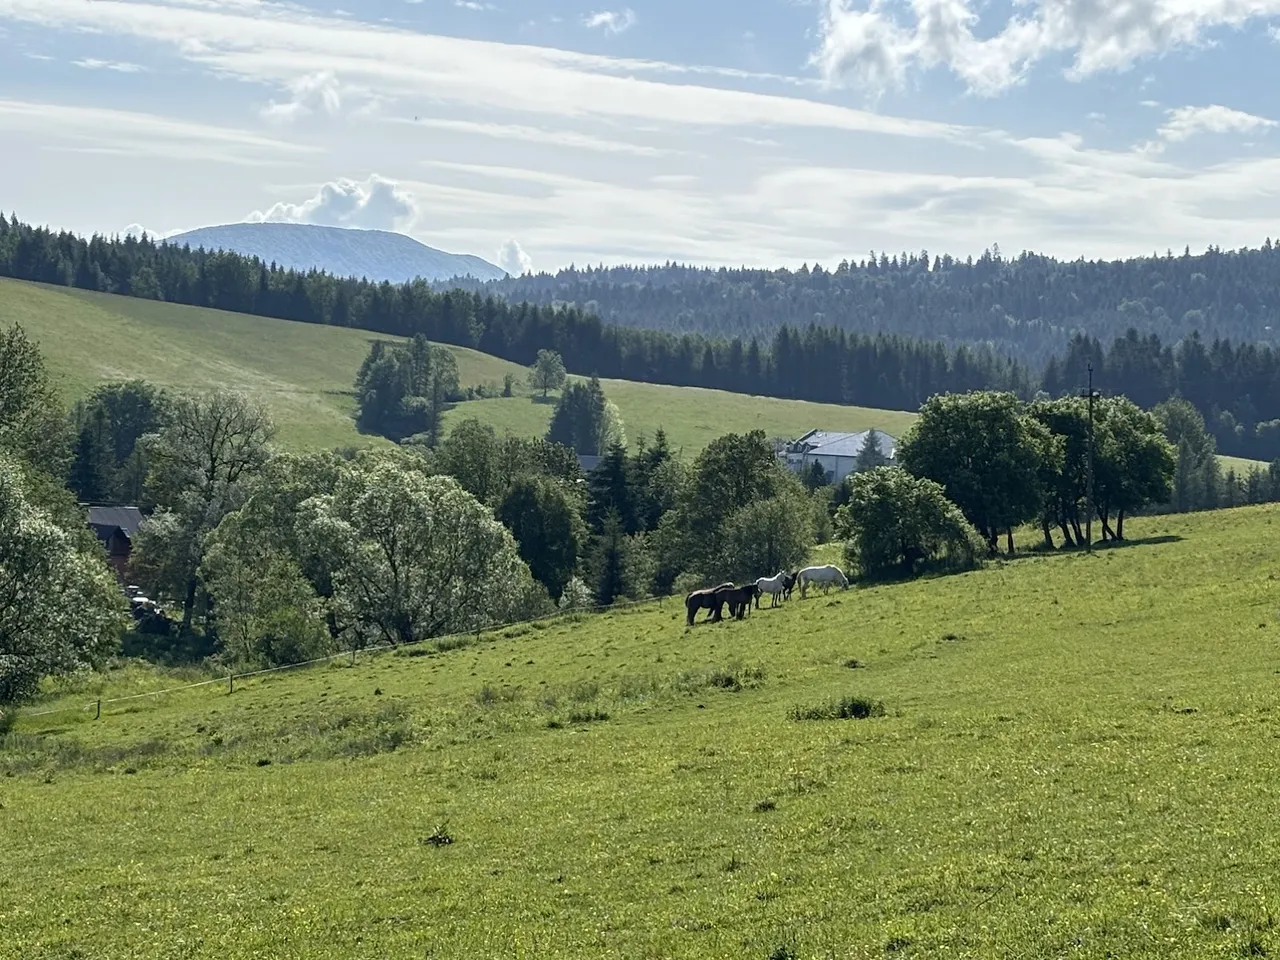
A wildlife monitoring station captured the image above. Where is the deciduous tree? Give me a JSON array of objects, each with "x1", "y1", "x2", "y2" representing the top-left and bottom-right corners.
[
  {"x1": 0, "y1": 457, "x2": 128, "y2": 709},
  {"x1": 527, "y1": 349, "x2": 567, "y2": 398},
  {"x1": 836, "y1": 466, "x2": 985, "y2": 580}
]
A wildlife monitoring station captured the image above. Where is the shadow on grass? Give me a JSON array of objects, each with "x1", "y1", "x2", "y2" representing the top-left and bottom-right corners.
[
  {"x1": 530, "y1": 394, "x2": 558, "y2": 405},
  {"x1": 834, "y1": 533, "x2": 1187, "y2": 592},
  {"x1": 1022, "y1": 534, "x2": 1185, "y2": 556}
]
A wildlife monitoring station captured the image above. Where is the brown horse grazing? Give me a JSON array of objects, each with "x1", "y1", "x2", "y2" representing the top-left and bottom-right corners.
[
  {"x1": 712, "y1": 583, "x2": 761, "y2": 622},
  {"x1": 686, "y1": 582, "x2": 735, "y2": 626}
]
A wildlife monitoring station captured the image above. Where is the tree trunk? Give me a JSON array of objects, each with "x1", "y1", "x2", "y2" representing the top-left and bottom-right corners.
[
  {"x1": 1070, "y1": 515, "x2": 1084, "y2": 546},
  {"x1": 1100, "y1": 513, "x2": 1116, "y2": 542},
  {"x1": 1006, "y1": 529, "x2": 1015, "y2": 555},
  {"x1": 181, "y1": 576, "x2": 198, "y2": 633},
  {"x1": 1057, "y1": 519, "x2": 1076, "y2": 547},
  {"x1": 1041, "y1": 518, "x2": 1055, "y2": 549},
  {"x1": 1116, "y1": 510, "x2": 1125, "y2": 540}
]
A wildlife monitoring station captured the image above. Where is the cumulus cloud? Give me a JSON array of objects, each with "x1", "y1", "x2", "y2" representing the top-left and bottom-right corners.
[
  {"x1": 813, "y1": 0, "x2": 1280, "y2": 97},
  {"x1": 1158, "y1": 105, "x2": 1277, "y2": 143},
  {"x1": 248, "y1": 174, "x2": 420, "y2": 231},
  {"x1": 497, "y1": 238, "x2": 533, "y2": 276},
  {"x1": 583, "y1": 8, "x2": 637, "y2": 35},
  {"x1": 260, "y1": 70, "x2": 342, "y2": 123}
]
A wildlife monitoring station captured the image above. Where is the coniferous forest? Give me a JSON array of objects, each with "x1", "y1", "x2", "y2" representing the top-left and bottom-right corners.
[{"x1": 4, "y1": 214, "x2": 1280, "y2": 460}]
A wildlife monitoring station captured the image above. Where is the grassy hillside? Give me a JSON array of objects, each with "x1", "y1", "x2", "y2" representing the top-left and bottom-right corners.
[
  {"x1": 0, "y1": 279, "x2": 915, "y2": 456},
  {"x1": 6, "y1": 505, "x2": 1280, "y2": 958}
]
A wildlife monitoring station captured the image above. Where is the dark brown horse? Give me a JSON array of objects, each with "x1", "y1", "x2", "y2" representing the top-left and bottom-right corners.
[
  {"x1": 713, "y1": 583, "x2": 761, "y2": 622},
  {"x1": 686, "y1": 582, "x2": 735, "y2": 626}
]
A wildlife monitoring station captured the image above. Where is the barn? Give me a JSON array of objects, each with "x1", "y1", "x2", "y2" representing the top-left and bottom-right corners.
[
  {"x1": 86, "y1": 505, "x2": 145, "y2": 579},
  {"x1": 782, "y1": 429, "x2": 897, "y2": 484}
]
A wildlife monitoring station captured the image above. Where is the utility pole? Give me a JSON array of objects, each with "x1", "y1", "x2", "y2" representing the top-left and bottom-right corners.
[{"x1": 1079, "y1": 362, "x2": 1100, "y2": 554}]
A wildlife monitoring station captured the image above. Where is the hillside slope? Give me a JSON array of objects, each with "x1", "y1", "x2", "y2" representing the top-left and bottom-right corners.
[
  {"x1": 168, "y1": 222, "x2": 508, "y2": 283},
  {"x1": 7, "y1": 506, "x2": 1280, "y2": 958},
  {"x1": 1, "y1": 279, "x2": 917, "y2": 455}
]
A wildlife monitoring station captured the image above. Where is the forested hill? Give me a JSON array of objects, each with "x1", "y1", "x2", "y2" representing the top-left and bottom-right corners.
[
  {"x1": 5, "y1": 213, "x2": 1280, "y2": 460},
  {"x1": 432, "y1": 245, "x2": 1280, "y2": 365}
]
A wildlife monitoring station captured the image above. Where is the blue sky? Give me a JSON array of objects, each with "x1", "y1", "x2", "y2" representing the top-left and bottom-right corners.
[{"x1": 4, "y1": 0, "x2": 1280, "y2": 274}]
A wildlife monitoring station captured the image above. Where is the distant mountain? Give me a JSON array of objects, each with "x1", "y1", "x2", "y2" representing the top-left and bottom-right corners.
[{"x1": 165, "y1": 222, "x2": 508, "y2": 284}]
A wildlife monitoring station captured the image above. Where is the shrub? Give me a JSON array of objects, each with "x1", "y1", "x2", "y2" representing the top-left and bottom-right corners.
[
  {"x1": 836, "y1": 467, "x2": 986, "y2": 581},
  {"x1": 789, "y1": 695, "x2": 886, "y2": 721}
]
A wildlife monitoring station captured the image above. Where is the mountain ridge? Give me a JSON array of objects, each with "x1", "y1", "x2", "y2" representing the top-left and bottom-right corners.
[{"x1": 166, "y1": 222, "x2": 508, "y2": 284}]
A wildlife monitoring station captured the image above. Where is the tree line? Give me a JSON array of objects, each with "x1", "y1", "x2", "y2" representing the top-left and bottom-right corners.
[
  {"x1": 0, "y1": 214, "x2": 1027, "y2": 416},
  {"x1": 8, "y1": 214, "x2": 1280, "y2": 461},
  {"x1": 434, "y1": 243, "x2": 1280, "y2": 366}
]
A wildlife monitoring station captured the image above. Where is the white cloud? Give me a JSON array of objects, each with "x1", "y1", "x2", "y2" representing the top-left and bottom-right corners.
[
  {"x1": 248, "y1": 174, "x2": 420, "y2": 231},
  {"x1": 0, "y1": 96, "x2": 314, "y2": 165},
  {"x1": 454, "y1": 0, "x2": 494, "y2": 9},
  {"x1": 260, "y1": 69, "x2": 342, "y2": 123},
  {"x1": 583, "y1": 8, "x2": 636, "y2": 35},
  {"x1": 73, "y1": 57, "x2": 146, "y2": 72},
  {"x1": 388, "y1": 115, "x2": 672, "y2": 156},
  {"x1": 1157, "y1": 105, "x2": 1277, "y2": 144},
  {"x1": 497, "y1": 238, "x2": 533, "y2": 276},
  {"x1": 0, "y1": 0, "x2": 963, "y2": 140},
  {"x1": 813, "y1": 0, "x2": 1280, "y2": 97}
]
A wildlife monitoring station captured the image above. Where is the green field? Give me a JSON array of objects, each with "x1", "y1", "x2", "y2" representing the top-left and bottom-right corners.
[
  {"x1": 6, "y1": 505, "x2": 1280, "y2": 958},
  {"x1": 1, "y1": 279, "x2": 915, "y2": 457}
]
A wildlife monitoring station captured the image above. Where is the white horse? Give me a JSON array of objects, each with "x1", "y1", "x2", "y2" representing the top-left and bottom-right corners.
[
  {"x1": 755, "y1": 572, "x2": 789, "y2": 608},
  {"x1": 798, "y1": 564, "x2": 849, "y2": 599}
]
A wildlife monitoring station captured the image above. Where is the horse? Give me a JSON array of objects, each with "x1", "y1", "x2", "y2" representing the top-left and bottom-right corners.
[
  {"x1": 797, "y1": 564, "x2": 849, "y2": 599},
  {"x1": 754, "y1": 572, "x2": 789, "y2": 608},
  {"x1": 782, "y1": 571, "x2": 798, "y2": 601},
  {"x1": 714, "y1": 582, "x2": 760, "y2": 621},
  {"x1": 686, "y1": 582, "x2": 735, "y2": 626}
]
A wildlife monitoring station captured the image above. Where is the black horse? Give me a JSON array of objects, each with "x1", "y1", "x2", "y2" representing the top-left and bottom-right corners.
[
  {"x1": 686, "y1": 582, "x2": 735, "y2": 626},
  {"x1": 781, "y1": 571, "x2": 798, "y2": 601},
  {"x1": 713, "y1": 583, "x2": 761, "y2": 621}
]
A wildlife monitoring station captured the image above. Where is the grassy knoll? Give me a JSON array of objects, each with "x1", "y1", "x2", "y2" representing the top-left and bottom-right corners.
[
  {"x1": 1, "y1": 278, "x2": 914, "y2": 457},
  {"x1": 6, "y1": 506, "x2": 1280, "y2": 958},
  {"x1": 443, "y1": 384, "x2": 917, "y2": 459},
  {"x1": 1219, "y1": 454, "x2": 1272, "y2": 476}
]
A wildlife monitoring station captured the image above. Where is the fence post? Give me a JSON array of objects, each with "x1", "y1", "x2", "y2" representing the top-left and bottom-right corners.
[
  {"x1": 95, "y1": 699, "x2": 101, "y2": 720},
  {"x1": 228, "y1": 674, "x2": 234, "y2": 695}
]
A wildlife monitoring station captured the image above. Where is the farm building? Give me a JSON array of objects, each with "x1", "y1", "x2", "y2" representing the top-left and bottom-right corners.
[
  {"x1": 86, "y1": 505, "x2": 145, "y2": 579},
  {"x1": 781, "y1": 429, "x2": 897, "y2": 484}
]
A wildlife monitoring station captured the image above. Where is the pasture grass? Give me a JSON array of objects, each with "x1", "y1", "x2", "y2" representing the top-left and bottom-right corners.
[
  {"x1": 1, "y1": 279, "x2": 915, "y2": 457},
  {"x1": 6, "y1": 505, "x2": 1280, "y2": 958}
]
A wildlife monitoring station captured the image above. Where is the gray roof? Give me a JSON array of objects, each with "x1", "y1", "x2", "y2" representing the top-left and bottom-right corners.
[
  {"x1": 576, "y1": 454, "x2": 602, "y2": 472},
  {"x1": 87, "y1": 506, "x2": 145, "y2": 540},
  {"x1": 789, "y1": 429, "x2": 897, "y2": 460}
]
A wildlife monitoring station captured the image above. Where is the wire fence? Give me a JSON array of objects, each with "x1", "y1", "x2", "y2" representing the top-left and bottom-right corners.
[{"x1": 15, "y1": 594, "x2": 670, "y2": 724}]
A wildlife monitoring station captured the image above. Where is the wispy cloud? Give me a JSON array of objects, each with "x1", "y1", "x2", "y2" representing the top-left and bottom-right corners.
[
  {"x1": 73, "y1": 57, "x2": 146, "y2": 72},
  {"x1": 0, "y1": 0, "x2": 965, "y2": 141},
  {"x1": 583, "y1": 8, "x2": 636, "y2": 35},
  {"x1": 388, "y1": 115, "x2": 674, "y2": 156},
  {"x1": 0, "y1": 96, "x2": 314, "y2": 166}
]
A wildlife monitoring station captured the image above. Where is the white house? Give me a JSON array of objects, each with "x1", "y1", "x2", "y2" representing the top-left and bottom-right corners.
[{"x1": 781, "y1": 429, "x2": 897, "y2": 484}]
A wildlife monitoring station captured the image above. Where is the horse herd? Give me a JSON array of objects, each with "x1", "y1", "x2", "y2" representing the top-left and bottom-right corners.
[{"x1": 684, "y1": 564, "x2": 850, "y2": 626}]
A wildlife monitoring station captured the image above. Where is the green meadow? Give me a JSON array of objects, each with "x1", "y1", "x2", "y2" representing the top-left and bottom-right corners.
[
  {"x1": 0, "y1": 279, "x2": 915, "y2": 457},
  {"x1": 6, "y1": 505, "x2": 1280, "y2": 959}
]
